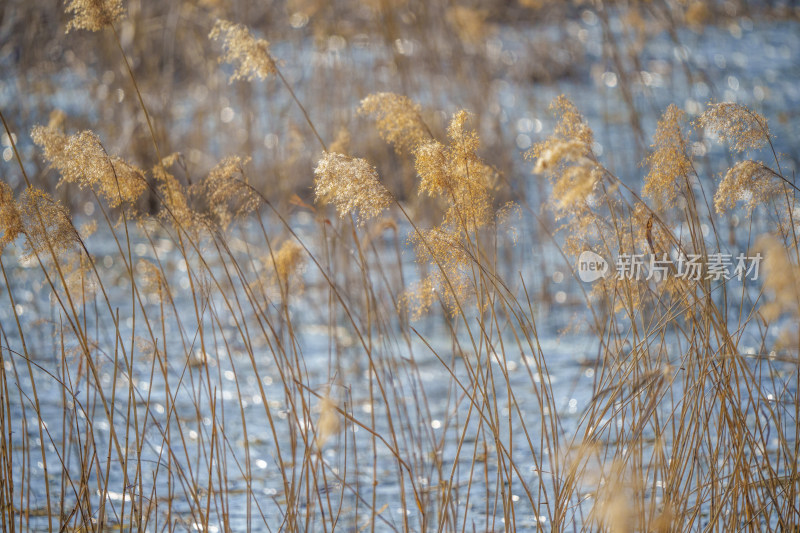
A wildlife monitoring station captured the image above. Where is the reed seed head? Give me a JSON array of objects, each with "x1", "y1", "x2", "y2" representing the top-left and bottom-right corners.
[
  {"x1": 415, "y1": 111, "x2": 494, "y2": 230},
  {"x1": 17, "y1": 187, "x2": 78, "y2": 260},
  {"x1": 315, "y1": 395, "x2": 340, "y2": 448},
  {"x1": 399, "y1": 277, "x2": 438, "y2": 320},
  {"x1": 696, "y1": 102, "x2": 770, "y2": 152},
  {"x1": 406, "y1": 227, "x2": 474, "y2": 316},
  {"x1": 714, "y1": 160, "x2": 780, "y2": 214},
  {"x1": 273, "y1": 240, "x2": 305, "y2": 286},
  {"x1": 62, "y1": 253, "x2": 97, "y2": 306},
  {"x1": 528, "y1": 96, "x2": 599, "y2": 217},
  {"x1": 210, "y1": 20, "x2": 277, "y2": 82},
  {"x1": 328, "y1": 127, "x2": 351, "y2": 156},
  {"x1": 0, "y1": 182, "x2": 23, "y2": 252},
  {"x1": 313, "y1": 151, "x2": 392, "y2": 224},
  {"x1": 757, "y1": 235, "x2": 800, "y2": 321},
  {"x1": 446, "y1": 6, "x2": 490, "y2": 46},
  {"x1": 153, "y1": 154, "x2": 195, "y2": 229},
  {"x1": 31, "y1": 126, "x2": 147, "y2": 208},
  {"x1": 65, "y1": 0, "x2": 125, "y2": 32},
  {"x1": 196, "y1": 156, "x2": 259, "y2": 228},
  {"x1": 359, "y1": 93, "x2": 430, "y2": 154},
  {"x1": 643, "y1": 104, "x2": 692, "y2": 209},
  {"x1": 48, "y1": 109, "x2": 67, "y2": 132},
  {"x1": 551, "y1": 163, "x2": 602, "y2": 214},
  {"x1": 496, "y1": 202, "x2": 522, "y2": 244},
  {"x1": 552, "y1": 94, "x2": 594, "y2": 146},
  {"x1": 531, "y1": 139, "x2": 586, "y2": 174},
  {"x1": 137, "y1": 259, "x2": 168, "y2": 302}
]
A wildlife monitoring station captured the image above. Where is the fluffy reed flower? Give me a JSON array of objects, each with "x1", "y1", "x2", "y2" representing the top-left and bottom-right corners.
[
  {"x1": 532, "y1": 139, "x2": 586, "y2": 174},
  {"x1": 62, "y1": 253, "x2": 97, "y2": 306},
  {"x1": 528, "y1": 97, "x2": 599, "y2": 217},
  {"x1": 48, "y1": 109, "x2": 67, "y2": 131},
  {"x1": 650, "y1": 505, "x2": 677, "y2": 533},
  {"x1": 273, "y1": 240, "x2": 305, "y2": 286},
  {"x1": 526, "y1": 97, "x2": 593, "y2": 164},
  {"x1": 79, "y1": 220, "x2": 98, "y2": 239},
  {"x1": 136, "y1": 259, "x2": 168, "y2": 302},
  {"x1": 1, "y1": 184, "x2": 78, "y2": 266},
  {"x1": 591, "y1": 461, "x2": 639, "y2": 533},
  {"x1": 328, "y1": 127, "x2": 351, "y2": 156},
  {"x1": 642, "y1": 104, "x2": 692, "y2": 208},
  {"x1": 410, "y1": 228, "x2": 471, "y2": 274},
  {"x1": 552, "y1": 163, "x2": 602, "y2": 214},
  {"x1": 643, "y1": 105, "x2": 693, "y2": 209},
  {"x1": 403, "y1": 111, "x2": 501, "y2": 317},
  {"x1": 359, "y1": 93, "x2": 431, "y2": 154},
  {"x1": 551, "y1": 95, "x2": 594, "y2": 146},
  {"x1": 65, "y1": 0, "x2": 125, "y2": 32},
  {"x1": 696, "y1": 102, "x2": 769, "y2": 152},
  {"x1": 446, "y1": 6, "x2": 490, "y2": 46},
  {"x1": 496, "y1": 202, "x2": 522, "y2": 244},
  {"x1": 195, "y1": 156, "x2": 259, "y2": 228},
  {"x1": 447, "y1": 110, "x2": 480, "y2": 164},
  {"x1": 152, "y1": 154, "x2": 195, "y2": 228},
  {"x1": 31, "y1": 126, "x2": 146, "y2": 208},
  {"x1": 399, "y1": 277, "x2": 438, "y2": 320},
  {"x1": 17, "y1": 187, "x2": 78, "y2": 260},
  {"x1": 405, "y1": 228, "x2": 474, "y2": 317},
  {"x1": 757, "y1": 235, "x2": 800, "y2": 322},
  {"x1": 209, "y1": 20, "x2": 277, "y2": 82},
  {"x1": 315, "y1": 394, "x2": 341, "y2": 448},
  {"x1": 714, "y1": 160, "x2": 780, "y2": 214},
  {"x1": 529, "y1": 138, "x2": 598, "y2": 216},
  {"x1": 561, "y1": 212, "x2": 601, "y2": 260},
  {"x1": 402, "y1": 272, "x2": 473, "y2": 318},
  {"x1": 0, "y1": 182, "x2": 23, "y2": 251},
  {"x1": 414, "y1": 141, "x2": 448, "y2": 191},
  {"x1": 415, "y1": 111, "x2": 494, "y2": 229},
  {"x1": 313, "y1": 152, "x2": 392, "y2": 224}
]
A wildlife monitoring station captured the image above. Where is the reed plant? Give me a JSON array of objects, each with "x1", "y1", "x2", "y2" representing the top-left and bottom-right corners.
[{"x1": 0, "y1": 0, "x2": 798, "y2": 531}]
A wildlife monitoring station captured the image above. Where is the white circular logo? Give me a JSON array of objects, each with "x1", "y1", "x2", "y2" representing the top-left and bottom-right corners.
[{"x1": 577, "y1": 251, "x2": 609, "y2": 282}]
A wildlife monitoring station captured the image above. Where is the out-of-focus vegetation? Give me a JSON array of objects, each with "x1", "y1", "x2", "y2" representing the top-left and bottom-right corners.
[{"x1": 1, "y1": 0, "x2": 799, "y2": 531}]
